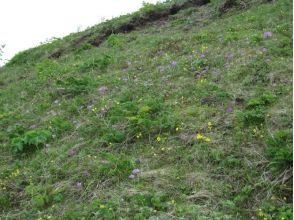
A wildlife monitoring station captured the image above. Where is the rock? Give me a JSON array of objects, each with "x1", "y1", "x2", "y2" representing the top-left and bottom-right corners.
[
  {"x1": 98, "y1": 86, "x2": 108, "y2": 95},
  {"x1": 76, "y1": 182, "x2": 82, "y2": 188},
  {"x1": 128, "y1": 174, "x2": 135, "y2": 179},
  {"x1": 131, "y1": 169, "x2": 141, "y2": 176},
  {"x1": 67, "y1": 143, "x2": 84, "y2": 157},
  {"x1": 29, "y1": 124, "x2": 37, "y2": 129}
]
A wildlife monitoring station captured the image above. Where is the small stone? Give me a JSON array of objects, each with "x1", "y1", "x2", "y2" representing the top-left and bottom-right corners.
[
  {"x1": 82, "y1": 171, "x2": 90, "y2": 177},
  {"x1": 131, "y1": 169, "x2": 141, "y2": 176},
  {"x1": 98, "y1": 86, "x2": 108, "y2": 95},
  {"x1": 128, "y1": 174, "x2": 135, "y2": 179},
  {"x1": 76, "y1": 182, "x2": 82, "y2": 188},
  {"x1": 29, "y1": 124, "x2": 37, "y2": 129}
]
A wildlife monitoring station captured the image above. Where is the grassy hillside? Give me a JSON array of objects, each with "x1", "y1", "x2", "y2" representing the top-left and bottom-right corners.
[{"x1": 0, "y1": 0, "x2": 292, "y2": 219}]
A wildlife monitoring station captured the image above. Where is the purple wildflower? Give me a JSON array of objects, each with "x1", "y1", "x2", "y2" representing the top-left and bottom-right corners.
[
  {"x1": 226, "y1": 106, "x2": 233, "y2": 113},
  {"x1": 263, "y1": 31, "x2": 272, "y2": 39},
  {"x1": 200, "y1": 54, "x2": 206, "y2": 58},
  {"x1": 171, "y1": 61, "x2": 177, "y2": 67}
]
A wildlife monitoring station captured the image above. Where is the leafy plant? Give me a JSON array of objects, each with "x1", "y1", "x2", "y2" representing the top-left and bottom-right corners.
[
  {"x1": 107, "y1": 34, "x2": 124, "y2": 47},
  {"x1": 266, "y1": 129, "x2": 292, "y2": 172},
  {"x1": 236, "y1": 109, "x2": 265, "y2": 126},
  {"x1": 49, "y1": 116, "x2": 73, "y2": 137},
  {"x1": 246, "y1": 92, "x2": 276, "y2": 109},
  {"x1": 56, "y1": 76, "x2": 93, "y2": 96},
  {"x1": 10, "y1": 129, "x2": 51, "y2": 154},
  {"x1": 98, "y1": 153, "x2": 134, "y2": 181}
]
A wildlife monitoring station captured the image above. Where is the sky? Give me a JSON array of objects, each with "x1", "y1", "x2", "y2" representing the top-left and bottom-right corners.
[{"x1": 0, "y1": 0, "x2": 161, "y2": 65}]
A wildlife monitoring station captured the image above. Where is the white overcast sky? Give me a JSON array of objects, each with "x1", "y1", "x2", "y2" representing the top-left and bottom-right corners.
[{"x1": 0, "y1": 0, "x2": 161, "y2": 65}]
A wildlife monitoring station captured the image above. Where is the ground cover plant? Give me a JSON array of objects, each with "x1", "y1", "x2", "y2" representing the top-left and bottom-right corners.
[{"x1": 0, "y1": 0, "x2": 292, "y2": 219}]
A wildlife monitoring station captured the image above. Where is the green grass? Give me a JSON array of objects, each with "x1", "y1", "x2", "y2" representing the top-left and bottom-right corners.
[{"x1": 0, "y1": 0, "x2": 292, "y2": 219}]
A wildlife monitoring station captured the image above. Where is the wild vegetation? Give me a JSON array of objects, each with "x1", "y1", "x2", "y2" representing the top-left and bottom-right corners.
[{"x1": 0, "y1": 0, "x2": 292, "y2": 219}]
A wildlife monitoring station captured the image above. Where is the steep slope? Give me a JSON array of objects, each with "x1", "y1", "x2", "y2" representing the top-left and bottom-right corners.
[{"x1": 0, "y1": 0, "x2": 292, "y2": 219}]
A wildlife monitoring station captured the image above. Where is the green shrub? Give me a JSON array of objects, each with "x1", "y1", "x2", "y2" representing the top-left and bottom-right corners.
[
  {"x1": 98, "y1": 153, "x2": 134, "y2": 180},
  {"x1": 10, "y1": 129, "x2": 51, "y2": 154},
  {"x1": 107, "y1": 34, "x2": 124, "y2": 47},
  {"x1": 266, "y1": 129, "x2": 292, "y2": 172},
  {"x1": 241, "y1": 57, "x2": 271, "y2": 85},
  {"x1": 49, "y1": 116, "x2": 73, "y2": 137},
  {"x1": 78, "y1": 54, "x2": 112, "y2": 72},
  {"x1": 246, "y1": 92, "x2": 276, "y2": 109},
  {"x1": 236, "y1": 109, "x2": 265, "y2": 126},
  {"x1": 0, "y1": 194, "x2": 10, "y2": 210},
  {"x1": 36, "y1": 59, "x2": 59, "y2": 79},
  {"x1": 90, "y1": 200, "x2": 117, "y2": 219},
  {"x1": 32, "y1": 194, "x2": 47, "y2": 209},
  {"x1": 250, "y1": 33, "x2": 263, "y2": 44},
  {"x1": 106, "y1": 97, "x2": 176, "y2": 141},
  {"x1": 56, "y1": 76, "x2": 93, "y2": 96},
  {"x1": 259, "y1": 202, "x2": 293, "y2": 220},
  {"x1": 6, "y1": 47, "x2": 44, "y2": 66},
  {"x1": 101, "y1": 127, "x2": 126, "y2": 143},
  {"x1": 127, "y1": 193, "x2": 169, "y2": 212}
]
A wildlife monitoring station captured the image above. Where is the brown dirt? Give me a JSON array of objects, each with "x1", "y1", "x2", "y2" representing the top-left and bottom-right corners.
[
  {"x1": 49, "y1": 0, "x2": 210, "y2": 59},
  {"x1": 218, "y1": 0, "x2": 237, "y2": 14}
]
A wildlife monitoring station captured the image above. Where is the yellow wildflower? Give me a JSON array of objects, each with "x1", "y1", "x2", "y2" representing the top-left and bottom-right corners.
[
  {"x1": 11, "y1": 169, "x2": 20, "y2": 177},
  {"x1": 136, "y1": 132, "x2": 142, "y2": 138},
  {"x1": 100, "y1": 205, "x2": 106, "y2": 209},
  {"x1": 208, "y1": 121, "x2": 212, "y2": 130},
  {"x1": 258, "y1": 208, "x2": 264, "y2": 217},
  {"x1": 196, "y1": 133, "x2": 204, "y2": 140},
  {"x1": 205, "y1": 137, "x2": 211, "y2": 142},
  {"x1": 156, "y1": 136, "x2": 161, "y2": 142}
]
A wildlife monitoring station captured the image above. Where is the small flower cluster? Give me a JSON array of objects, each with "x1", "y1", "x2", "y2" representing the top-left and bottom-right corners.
[
  {"x1": 0, "y1": 180, "x2": 6, "y2": 190},
  {"x1": 208, "y1": 121, "x2": 213, "y2": 130},
  {"x1": 136, "y1": 132, "x2": 142, "y2": 139},
  {"x1": 196, "y1": 133, "x2": 211, "y2": 142},
  {"x1": 258, "y1": 208, "x2": 268, "y2": 220},
  {"x1": 11, "y1": 169, "x2": 20, "y2": 177}
]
